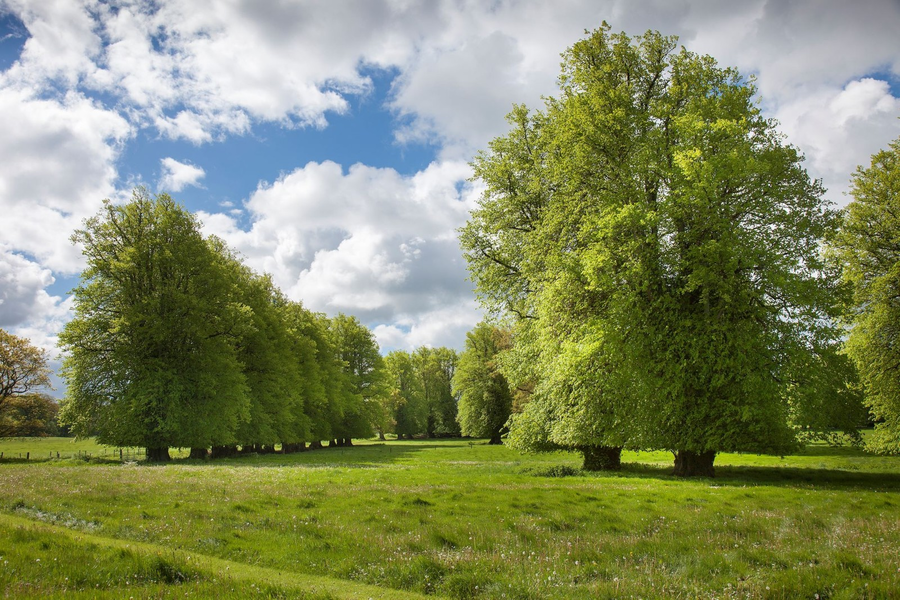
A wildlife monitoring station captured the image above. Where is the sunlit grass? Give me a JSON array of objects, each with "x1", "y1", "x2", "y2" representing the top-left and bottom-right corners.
[{"x1": 1, "y1": 437, "x2": 899, "y2": 598}]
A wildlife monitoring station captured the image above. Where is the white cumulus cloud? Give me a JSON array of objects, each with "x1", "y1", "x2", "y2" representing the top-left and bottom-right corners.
[
  {"x1": 0, "y1": 87, "x2": 131, "y2": 274},
  {"x1": 1, "y1": 0, "x2": 899, "y2": 356},
  {"x1": 158, "y1": 157, "x2": 205, "y2": 192},
  {"x1": 200, "y1": 159, "x2": 480, "y2": 350}
]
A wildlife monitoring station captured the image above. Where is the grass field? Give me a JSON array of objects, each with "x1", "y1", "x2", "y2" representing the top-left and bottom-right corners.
[{"x1": 0, "y1": 438, "x2": 898, "y2": 599}]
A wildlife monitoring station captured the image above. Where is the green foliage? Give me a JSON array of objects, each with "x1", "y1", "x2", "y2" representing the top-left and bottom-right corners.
[
  {"x1": 56, "y1": 188, "x2": 395, "y2": 455},
  {"x1": 0, "y1": 328, "x2": 52, "y2": 409},
  {"x1": 59, "y1": 189, "x2": 250, "y2": 453},
  {"x1": 379, "y1": 347, "x2": 459, "y2": 439},
  {"x1": 414, "y1": 347, "x2": 460, "y2": 437},
  {"x1": 0, "y1": 393, "x2": 59, "y2": 437},
  {"x1": 461, "y1": 25, "x2": 856, "y2": 471},
  {"x1": 385, "y1": 350, "x2": 427, "y2": 438},
  {"x1": 327, "y1": 314, "x2": 386, "y2": 440},
  {"x1": 830, "y1": 135, "x2": 900, "y2": 454},
  {"x1": 453, "y1": 322, "x2": 512, "y2": 444},
  {"x1": 231, "y1": 265, "x2": 306, "y2": 448}
]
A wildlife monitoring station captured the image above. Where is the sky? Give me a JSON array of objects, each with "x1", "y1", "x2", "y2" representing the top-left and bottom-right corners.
[{"x1": 1, "y1": 0, "x2": 899, "y2": 393}]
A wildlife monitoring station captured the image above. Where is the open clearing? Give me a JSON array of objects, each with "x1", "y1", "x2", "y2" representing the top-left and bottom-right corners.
[{"x1": 0, "y1": 438, "x2": 898, "y2": 599}]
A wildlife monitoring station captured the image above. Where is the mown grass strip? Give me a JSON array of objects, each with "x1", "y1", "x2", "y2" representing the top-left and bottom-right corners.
[{"x1": 0, "y1": 512, "x2": 436, "y2": 600}]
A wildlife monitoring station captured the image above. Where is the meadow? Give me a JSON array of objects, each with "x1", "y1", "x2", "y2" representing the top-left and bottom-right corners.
[{"x1": 0, "y1": 437, "x2": 898, "y2": 599}]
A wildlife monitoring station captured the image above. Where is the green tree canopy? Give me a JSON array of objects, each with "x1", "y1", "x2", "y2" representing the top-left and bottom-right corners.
[
  {"x1": 461, "y1": 25, "x2": 853, "y2": 475},
  {"x1": 453, "y1": 322, "x2": 513, "y2": 445},
  {"x1": 415, "y1": 347, "x2": 460, "y2": 438},
  {"x1": 385, "y1": 350, "x2": 426, "y2": 439},
  {"x1": 230, "y1": 265, "x2": 305, "y2": 452},
  {"x1": 59, "y1": 189, "x2": 249, "y2": 460},
  {"x1": 0, "y1": 329, "x2": 52, "y2": 411},
  {"x1": 830, "y1": 135, "x2": 900, "y2": 454},
  {"x1": 327, "y1": 313, "x2": 385, "y2": 444},
  {"x1": 0, "y1": 393, "x2": 59, "y2": 437}
]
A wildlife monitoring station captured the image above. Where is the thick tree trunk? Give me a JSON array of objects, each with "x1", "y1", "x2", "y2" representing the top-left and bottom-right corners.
[
  {"x1": 488, "y1": 433, "x2": 503, "y2": 445},
  {"x1": 341, "y1": 438, "x2": 353, "y2": 447},
  {"x1": 673, "y1": 450, "x2": 716, "y2": 477},
  {"x1": 188, "y1": 447, "x2": 208, "y2": 460},
  {"x1": 581, "y1": 445, "x2": 622, "y2": 471},
  {"x1": 378, "y1": 431, "x2": 386, "y2": 441},
  {"x1": 146, "y1": 447, "x2": 170, "y2": 462},
  {"x1": 309, "y1": 440, "x2": 323, "y2": 450}
]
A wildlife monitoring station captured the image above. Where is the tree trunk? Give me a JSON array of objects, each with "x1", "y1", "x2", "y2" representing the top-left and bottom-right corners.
[
  {"x1": 283, "y1": 442, "x2": 304, "y2": 454},
  {"x1": 488, "y1": 433, "x2": 503, "y2": 445},
  {"x1": 378, "y1": 431, "x2": 386, "y2": 441},
  {"x1": 188, "y1": 447, "x2": 208, "y2": 460},
  {"x1": 581, "y1": 445, "x2": 622, "y2": 471},
  {"x1": 309, "y1": 440, "x2": 323, "y2": 450},
  {"x1": 341, "y1": 438, "x2": 353, "y2": 447},
  {"x1": 210, "y1": 445, "x2": 237, "y2": 458},
  {"x1": 146, "y1": 447, "x2": 170, "y2": 462},
  {"x1": 673, "y1": 450, "x2": 716, "y2": 477}
]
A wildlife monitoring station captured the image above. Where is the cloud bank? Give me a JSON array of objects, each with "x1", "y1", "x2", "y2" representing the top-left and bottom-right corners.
[{"x1": 0, "y1": 0, "x2": 898, "y2": 359}]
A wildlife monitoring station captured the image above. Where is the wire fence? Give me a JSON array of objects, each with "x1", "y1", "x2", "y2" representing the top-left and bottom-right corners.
[{"x1": 0, "y1": 446, "x2": 148, "y2": 462}]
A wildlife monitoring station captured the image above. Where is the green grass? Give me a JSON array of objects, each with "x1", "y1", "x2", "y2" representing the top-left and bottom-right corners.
[
  {"x1": 1, "y1": 438, "x2": 899, "y2": 598},
  {"x1": 0, "y1": 437, "x2": 146, "y2": 462}
]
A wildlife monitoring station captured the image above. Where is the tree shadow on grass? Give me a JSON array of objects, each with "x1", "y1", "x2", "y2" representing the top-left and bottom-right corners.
[
  {"x1": 165, "y1": 441, "x2": 470, "y2": 469},
  {"x1": 611, "y1": 461, "x2": 900, "y2": 492},
  {"x1": 791, "y1": 445, "x2": 871, "y2": 458}
]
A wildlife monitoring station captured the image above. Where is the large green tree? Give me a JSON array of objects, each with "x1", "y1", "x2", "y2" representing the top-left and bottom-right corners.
[
  {"x1": 830, "y1": 135, "x2": 900, "y2": 454},
  {"x1": 453, "y1": 322, "x2": 513, "y2": 445},
  {"x1": 59, "y1": 189, "x2": 249, "y2": 461},
  {"x1": 461, "y1": 25, "x2": 852, "y2": 475}
]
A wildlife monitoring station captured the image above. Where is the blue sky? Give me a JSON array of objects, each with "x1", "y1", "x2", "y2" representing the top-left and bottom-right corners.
[{"x1": 1, "y1": 0, "x2": 899, "y2": 394}]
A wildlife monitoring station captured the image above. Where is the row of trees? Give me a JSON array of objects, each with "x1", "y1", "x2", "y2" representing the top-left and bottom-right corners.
[
  {"x1": 58, "y1": 191, "x2": 393, "y2": 460},
  {"x1": 379, "y1": 323, "x2": 516, "y2": 444},
  {"x1": 460, "y1": 25, "x2": 875, "y2": 476},
  {"x1": 382, "y1": 347, "x2": 460, "y2": 440},
  {"x1": 54, "y1": 191, "x2": 517, "y2": 459}
]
